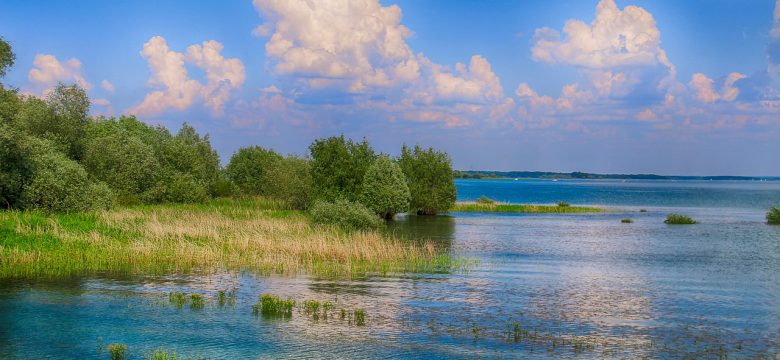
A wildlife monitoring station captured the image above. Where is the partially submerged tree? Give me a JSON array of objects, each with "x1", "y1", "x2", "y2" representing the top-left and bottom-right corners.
[
  {"x1": 309, "y1": 135, "x2": 375, "y2": 202},
  {"x1": 360, "y1": 155, "x2": 410, "y2": 219},
  {"x1": 398, "y1": 144, "x2": 457, "y2": 215}
]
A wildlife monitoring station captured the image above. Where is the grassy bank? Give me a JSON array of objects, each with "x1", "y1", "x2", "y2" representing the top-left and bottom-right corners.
[
  {"x1": 0, "y1": 198, "x2": 459, "y2": 279},
  {"x1": 450, "y1": 202, "x2": 603, "y2": 213}
]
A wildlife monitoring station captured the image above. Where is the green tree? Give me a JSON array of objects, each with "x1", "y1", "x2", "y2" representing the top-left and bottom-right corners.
[
  {"x1": 0, "y1": 36, "x2": 14, "y2": 79},
  {"x1": 226, "y1": 146, "x2": 283, "y2": 195},
  {"x1": 21, "y1": 140, "x2": 92, "y2": 213},
  {"x1": 360, "y1": 155, "x2": 410, "y2": 219},
  {"x1": 0, "y1": 125, "x2": 34, "y2": 208},
  {"x1": 309, "y1": 135, "x2": 375, "y2": 202},
  {"x1": 157, "y1": 123, "x2": 221, "y2": 196},
  {"x1": 398, "y1": 144, "x2": 457, "y2": 215},
  {"x1": 265, "y1": 155, "x2": 313, "y2": 209}
]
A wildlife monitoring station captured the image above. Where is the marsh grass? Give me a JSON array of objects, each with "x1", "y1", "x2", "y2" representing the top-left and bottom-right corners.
[
  {"x1": 353, "y1": 308, "x2": 366, "y2": 326},
  {"x1": 147, "y1": 349, "x2": 178, "y2": 360},
  {"x1": 451, "y1": 202, "x2": 602, "y2": 213},
  {"x1": 190, "y1": 293, "x2": 204, "y2": 310},
  {"x1": 107, "y1": 343, "x2": 127, "y2": 360},
  {"x1": 0, "y1": 198, "x2": 461, "y2": 279},
  {"x1": 767, "y1": 207, "x2": 780, "y2": 225},
  {"x1": 169, "y1": 292, "x2": 187, "y2": 308},
  {"x1": 218, "y1": 290, "x2": 237, "y2": 307},
  {"x1": 665, "y1": 214, "x2": 697, "y2": 225},
  {"x1": 255, "y1": 294, "x2": 295, "y2": 318},
  {"x1": 476, "y1": 196, "x2": 495, "y2": 205}
]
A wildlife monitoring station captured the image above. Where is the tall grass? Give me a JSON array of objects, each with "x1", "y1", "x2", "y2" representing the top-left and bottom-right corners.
[
  {"x1": 0, "y1": 198, "x2": 461, "y2": 279},
  {"x1": 451, "y1": 202, "x2": 602, "y2": 213}
]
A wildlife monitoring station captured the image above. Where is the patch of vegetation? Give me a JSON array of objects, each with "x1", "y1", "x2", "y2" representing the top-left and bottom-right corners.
[
  {"x1": 218, "y1": 290, "x2": 237, "y2": 307},
  {"x1": 190, "y1": 293, "x2": 204, "y2": 310},
  {"x1": 360, "y1": 155, "x2": 410, "y2": 219},
  {"x1": 767, "y1": 207, "x2": 780, "y2": 225},
  {"x1": 309, "y1": 199, "x2": 383, "y2": 230},
  {"x1": 255, "y1": 294, "x2": 295, "y2": 318},
  {"x1": 621, "y1": 218, "x2": 633, "y2": 223},
  {"x1": 665, "y1": 214, "x2": 697, "y2": 224},
  {"x1": 639, "y1": 209, "x2": 648, "y2": 212},
  {"x1": 106, "y1": 343, "x2": 127, "y2": 360},
  {"x1": 169, "y1": 292, "x2": 187, "y2": 309},
  {"x1": 399, "y1": 144, "x2": 457, "y2": 215},
  {"x1": 476, "y1": 195, "x2": 495, "y2": 205},
  {"x1": 353, "y1": 308, "x2": 366, "y2": 326},
  {"x1": 557, "y1": 202, "x2": 570, "y2": 207},
  {"x1": 147, "y1": 349, "x2": 178, "y2": 360},
  {"x1": 451, "y1": 202, "x2": 603, "y2": 213}
]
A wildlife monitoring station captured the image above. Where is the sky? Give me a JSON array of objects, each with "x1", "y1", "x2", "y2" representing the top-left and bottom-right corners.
[{"x1": 1, "y1": 0, "x2": 779, "y2": 176}]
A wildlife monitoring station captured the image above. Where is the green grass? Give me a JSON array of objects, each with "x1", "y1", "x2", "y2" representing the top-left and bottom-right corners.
[
  {"x1": 767, "y1": 207, "x2": 780, "y2": 225},
  {"x1": 255, "y1": 294, "x2": 295, "y2": 318},
  {"x1": 147, "y1": 349, "x2": 178, "y2": 360},
  {"x1": 665, "y1": 214, "x2": 697, "y2": 225},
  {"x1": 0, "y1": 197, "x2": 462, "y2": 279},
  {"x1": 190, "y1": 293, "x2": 204, "y2": 310},
  {"x1": 107, "y1": 343, "x2": 128, "y2": 360},
  {"x1": 451, "y1": 202, "x2": 603, "y2": 213},
  {"x1": 353, "y1": 308, "x2": 366, "y2": 326}
]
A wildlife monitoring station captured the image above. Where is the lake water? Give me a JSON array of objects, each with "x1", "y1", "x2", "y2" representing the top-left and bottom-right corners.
[{"x1": 2, "y1": 179, "x2": 780, "y2": 359}]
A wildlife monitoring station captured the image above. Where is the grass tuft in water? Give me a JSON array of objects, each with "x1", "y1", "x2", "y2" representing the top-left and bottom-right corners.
[
  {"x1": 255, "y1": 294, "x2": 294, "y2": 318},
  {"x1": 665, "y1": 214, "x2": 697, "y2": 224},
  {"x1": 169, "y1": 292, "x2": 187, "y2": 308},
  {"x1": 218, "y1": 290, "x2": 237, "y2": 307},
  {"x1": 190, "y1": 293, "x2": 204, "y2": 310},
  {"x1": 557, "y1": 202, "x2": 570, "y2": 207},
  {"x1": 147, "y1": 349, "x2": 178, "y2": 360},
  {"x1": 767, "y1": 207, "x2": 780, "y2": 225},
  {"x1": 354, "y1": 308, "x2": 366, "y2": 326},
  {"x1": 639, "y1": 208, "x2": 648, "y2": 212},
  {"x1": 621, "y1": 218, "x2": 633, "y2": 223},
  {"x1": 106, "y1": 343, "x2": 128, "y2": 360}
]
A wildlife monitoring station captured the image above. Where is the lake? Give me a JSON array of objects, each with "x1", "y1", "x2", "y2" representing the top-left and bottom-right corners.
[{"x1": 2, "y1": 179, "x2": 780, "y2": 359}]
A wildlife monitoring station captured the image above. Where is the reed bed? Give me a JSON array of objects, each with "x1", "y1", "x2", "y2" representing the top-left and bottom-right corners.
[
  {"x1": 0, "y1": 198, "x2": 461, "y2": 279},
  {"x1": 450, "y1": 202, "x2": 603, "y2": 213}
]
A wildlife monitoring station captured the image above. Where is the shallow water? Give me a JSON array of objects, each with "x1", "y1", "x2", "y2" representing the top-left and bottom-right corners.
[{"x1": 1, "y1": 180, "x2": 780, "y2": 359}]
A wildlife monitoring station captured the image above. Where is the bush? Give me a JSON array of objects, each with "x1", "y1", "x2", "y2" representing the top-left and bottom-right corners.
[
  {"x1": 360, "y1": 155, "x2": 410, "y2": 219},
  {"x1": 21, "y1": 144, "x2": 91, "y2": 213},
  {"x1": 265, "y1": 155, "x2": 313, "y2": 210},
  {"x1": 225, "y1": 146, "x2": 283, "y2": 195},
  {"x1": 476, "y1": 195, "x2": 495, "y2": 205},
  {"x1": 767, "y1": 207, "x2": 780, "y2": 225},
  {"x1": 398, "y1": 144, "x2": 456, "y2": 215},
  {"x1": 159, "y1": 172, "x2": 209, "y2": 204},
  {"x1": 309, "y1": 199, "x2": 383, "y2": 230},
  {"x1": 82, "y1": 132, "x2": 160, "y2": 198},
  {"x1": 309, "y1": 136, "x2": 375, "y2": 202},
  {"x1": 664, "y1": 214, "x2": 697, "y2": 225},
  {"x1": 0, "y1": 125, "x2": 34, "y2": 208},
  {"x1": 88, "y1": 181, "x2": 116, "y2": 210}
]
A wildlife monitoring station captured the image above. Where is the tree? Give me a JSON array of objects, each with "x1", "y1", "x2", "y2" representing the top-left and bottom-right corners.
[
  {"x1": 0, "y1": 125, "x2": 34, "y2": 208},
  {"x1": 21, "y1": 140, "x2": 92, "y2": 213},
  {"x1": 309, "y1": 135, "x2": 375, "y2": 202},
  {"x1": 157, "y1": 123, "x2": 221, "y2": 196},
  {"x1": 225, "y1": 146, "x2": 283, "y2": 195},
  {"x1": 0, "y1": 36, "x2": 14, "y2": 79},
  {"x1": 82, "y1": 131, "x2": 160, "y2": 202},
  {"x1": 265, "y1": 155, "x2": 313, "y2": 209},
  {"x1": 360, "y1": 155, "x2": 410, "y2": 219},
  {"x1": 398, "y1": 144, "x2": 456, "y2": 215}
]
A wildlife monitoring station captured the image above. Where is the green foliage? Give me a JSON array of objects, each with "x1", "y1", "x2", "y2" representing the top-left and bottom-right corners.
[
  {"x1": 309, "y1": 136, "x2": 376, "y2": 202},
  {"x1": 255, "y1": 294, "x2": 295, "y2": 318},
  {"x1": 83, "y1": 130, "x2": 160, "y2": 199},
  {"x1": 354, "y1": 308, "x2": 366, "y2": 326},
  {"x1": 88, "y1": 181, "x2": 116, "y2": 211},
  {"x1": 398, "y1": 144, "x2": 456, "y2": 215},
  {"x1": 106, "y1": 343, "x2": 127, "y2": 360},
  {"x1": 476, "y1": 195, "x2": 495, "y2": 204},
  {"x1": 664, "y1": 214, "x2": 697, "y2": 224},
  {"x1": 158, "y1": 123, "x2": 221, "y2": 196},
  {"x1": 767, "y1": 207, "x2": 780, "y2": 225},
  {"x1": 557, "y1": 202, "x2": 570, "y2": 207},
  {"x1": 157, "y1": 172, "x2": 209, "y2": 204},
  {"x1": 0, "y1": 36, "x2": 14, "y2": 79},
  {"x1": 147, "y1": 349, "x2": 178, "y2": 360},
  {"x1": 359, "y1": 155, "x2": 410, "y2": 219},
  {"x1": 226, "y1": 146, "x2": 283, "y2": 195},
  {"x1": 266, "y1": 155, "x2": 313, "y2": 209},
  {"x1": 0, "y1": 125, "x2": 34, "y2": 208},
  {"x1": 21, "y1": 140, "x2": 92, "y2": 213},
  {"x1": 309, "y1": 199, "x2": 383, "y2": 230}
]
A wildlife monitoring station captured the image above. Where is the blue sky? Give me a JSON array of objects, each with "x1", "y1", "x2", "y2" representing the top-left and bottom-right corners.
[{"x1": 1, "y1": 0, "x2": 779, "y2": 176}]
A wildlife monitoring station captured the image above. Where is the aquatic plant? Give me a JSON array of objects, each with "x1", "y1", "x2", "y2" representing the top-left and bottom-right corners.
[
  {"x1": 476, "y1": 195, "x2": 495, "y2": 205},
  {"x1": 256, "y1": 294, "x2": 294, "y2": 318},
  {"x1": 557, "y1": 202, "x2": 570, "y2": 207},
  {"x1": 147, "y1": 349, "x2": 178, "y2": 360},
  {"x1": 639, "y1": 209, "x2": 648, "y2": 212},
  {"x1": 621, "y1": 218, "x2": 633, "y2": 223},
  {"x1": 0, "y1": 197, "x2": 459, "y2": 279},
  {"x1": 767, "y1": 207, "x2": 780, "y2": 224},
  {"x1": 665, "y1": 214, "x2": 697, "y2": 224},
  {"x1": 218, "y1": 290, "x2": 237, "y2": 307},
  {"x1": 190, "y1": 293, "x2": 204, "y2": 310},
  {"x1": 106, "y1": 343, "x2": 127, "y2": 360},
  {"x1": 354, "y1": 308, "x2": 366, "y2": 326},
  {"x1": 451, "y1": 202, "x2": 602, "y2": 213},
  {"x1": 169, "y1": 292, "x2": 187, "y2": 308}
]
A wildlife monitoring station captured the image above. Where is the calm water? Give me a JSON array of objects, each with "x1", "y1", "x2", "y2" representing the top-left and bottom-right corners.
[{"x1": 2, "y1": 179, "x2": 780, "y2": 359}]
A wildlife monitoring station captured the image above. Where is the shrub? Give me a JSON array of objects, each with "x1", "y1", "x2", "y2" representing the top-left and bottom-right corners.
[
  {"x1": 106, "y1": 343, "x2": 127, "y2": 360},
  {"x1": 21, "y1": 143, "x2": 91, "y2": 213},
  {"x1": 309, "y1": 199, "x2": 383, "y2": 230},
  {"x1": 225, "y1": 146, "x2": 283, "y2": 195},
  {"x1": 0, "y1": 125, "x2": 34, "y2": 208},
  {"x1": 398, "y1": 144, "x2": 456, "y2": 215},
  {"x1": 767, "y1": 207, "x2": 780, "y2": 225},
  {"x1": 476, "y1": 195, "x2": 495, "y2": 205},
  {"x1": 159, "y1": 172, "x2": 209, "y2": 204},
  {"x1": 665, "y1": 214, "x2": 697, "y2": 225},
  {"x1": 82, "y1": 132, "x2": 160, "y2": 198},
  {"x1": 88, "y1": 181, "x2": 116, "y2": 210},
  {"x1": 266, "y1": 155, "x2": 313, "y2": 210},
  {"x1": 360, "y1": 155, "x2": 410, "y2": 219},
  {"x1": 309, "y1": 136, "x2": 375, "y2": 202}
]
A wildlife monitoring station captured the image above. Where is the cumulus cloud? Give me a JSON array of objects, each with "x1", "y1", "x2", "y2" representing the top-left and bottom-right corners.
[
  {"x1": 130, "y1": 36, "x2": 245, "y2": 117},
  {"x1": 101, "y1": 79, "x2": 114, "y2": 93},
  {"x1": 251, "y1": 0, "x2": 507, "y2": 127},
  {"x1": 27, "y1": 54, "x2": 91, "y2": 93},
  {"x1": 689, "y1": 72, "x2": 746, "y2": 103}
]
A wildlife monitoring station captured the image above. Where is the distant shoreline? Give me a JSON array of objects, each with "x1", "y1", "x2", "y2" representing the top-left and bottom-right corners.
[{"x1": 454, "y1": 170, "x2": 780, "y2": 181}]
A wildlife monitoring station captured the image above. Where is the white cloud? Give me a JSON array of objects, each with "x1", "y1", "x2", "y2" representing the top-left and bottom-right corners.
[
  {"x1": 689, "y1": 72, "x2": 746, "y2": 103},
  {"x1": 101, "y1": 79, "x2": 114, "y2": 93},
  {"x1": 27, "y1": 54, "x2": 91, "y2": 93},
  {"x1": 130, "y1": 36, "x2": 245, "y2": 117}
]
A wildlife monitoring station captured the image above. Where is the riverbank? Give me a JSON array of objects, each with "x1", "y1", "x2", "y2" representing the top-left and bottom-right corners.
[
  {"x1": 0, "y1": 198, "x2": 457, "y2": 279},
  {"x1": 450, "y1": 202, "x2": 604, "y2": 213}
]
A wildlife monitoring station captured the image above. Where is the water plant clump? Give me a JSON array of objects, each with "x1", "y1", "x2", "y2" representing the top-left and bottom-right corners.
[
  {"x1": 476, "y1": 195, "x2": 495, "y2": 205},
  {"x1": 354, "y1": 308, "x2": 366, "y2": 326},
  {"x1": 639, "y1": 209, "x2": 648, "y2": 212},
  {"x1": 767, "y1": 207, "x2": 780, "y2": 224},
  {"x1": 190, "y1": 293, "x2": 204, "y2": 310},
  {"x1": 665, "y1": 214, "x2": 697, "y2": 224},
  {"x1": 106, "y1": 343, "x2": 128, "y2": 360},
  {"x1": 147, "y1": 349, "x2": 178, "y2": 360},
  {"x1": 557, "y1": 201, "x2": 570, "y2": 207},
  {"x1": 256, "y1": 294, "x2": 295, "y2": 318},
  {"x1": 218, "y1": 290, "x2": 237, "y2": 307},
  {"x1": 621, "y1": 218, "x2": 633, "y2": 223},
  {"x1": 169, "y1": 292, "x2": 187, "y2": 308}
]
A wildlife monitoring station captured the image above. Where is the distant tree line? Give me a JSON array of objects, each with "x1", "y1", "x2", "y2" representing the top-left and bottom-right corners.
[{"x1": 0, "y1": 38, "x2": 455, "y2": 224}]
